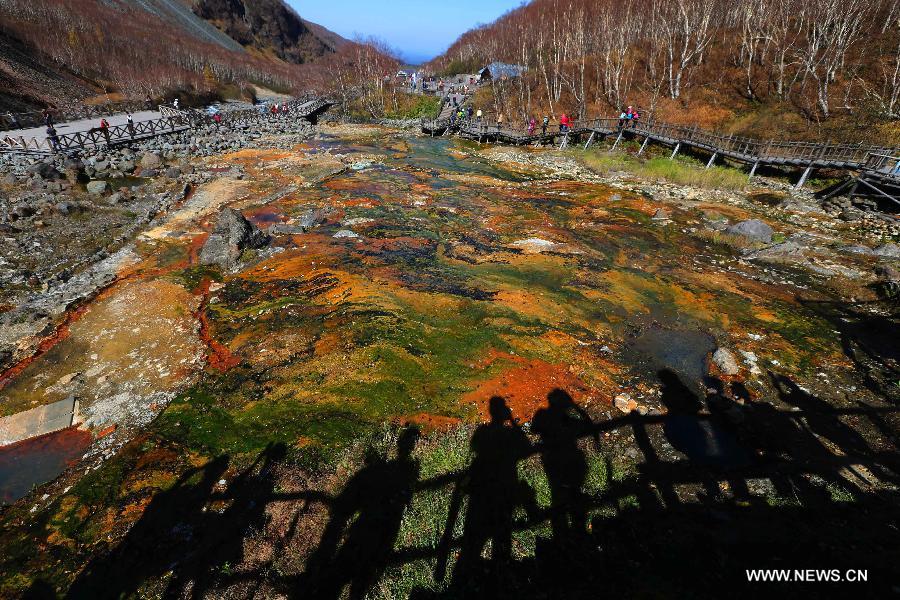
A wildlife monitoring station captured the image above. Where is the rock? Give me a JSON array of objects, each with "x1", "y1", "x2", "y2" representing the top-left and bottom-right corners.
[
  {"x1": 26, "y1": 161, "x2": 61, "y2": 180},
  {"x1": 350, "y1": 161, "x2": 372, "y2": 171},
  {"x1": 510, "y1": 238, "x2": 556, "y2": 253},
  {"x1": 651, "y1": 208, "x2": 670, "y2": 221},
  {"x1": 875, "y1": 264, "x2": 900, "y2": 281},
  {"x1": 165, "y1": 167, "x2": 181, "y2": 179},
  {"x1": 725, "y1": 219, "x2": 773, "y2": 243},
  {"x1": 614, "y1": 394, "x2": 638, "y2": 414},
  {"x1": 141, "y1": 169, "x2": 158, "y2": 178},
  {"x1": 747, "y1": 241, "x2": 804, "y2": 260},
  {"x1": 333, "y1": 229, "x2": 360, "y2": 239},
  {"x1": 140, "y1": 152, "x2": 163, "y2": 169},
  {"x1": 843, "y1": 245, "x2": 873, "y2": 255},
  {"x1": 268, "y1": 223, "x2": 306, "y2": 235},
  {"x1": 298, "y1": 209, "x2": 327, "y2": 229},
  {"x1": 873, "y1": 243, "x2": 900, "y2": 258},
  {"x1": 199, "y1": 208, "x2": 269, "y2": 268},
  {"x1": 54, "y1": 201, "x2": 73, "y2": 216},
  {"x1": 711, "y1": 348, "x2": 740, "y2": 376},
  {"x1": 86, "y1": 181, "x2": 108, "y2": 196}
]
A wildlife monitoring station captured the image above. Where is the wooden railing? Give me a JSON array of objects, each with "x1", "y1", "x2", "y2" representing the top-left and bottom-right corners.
[
  {"x1": 426, "y1": 114, "x2": 898, "y2": 171},
  {"x1": 0, "y1": 96, "x2": 335, "y2": 155}
]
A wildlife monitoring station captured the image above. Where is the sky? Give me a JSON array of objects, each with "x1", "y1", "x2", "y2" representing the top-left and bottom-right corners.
[{"x1": 291, "y1": 0, "x2": 523, "y2": 65}]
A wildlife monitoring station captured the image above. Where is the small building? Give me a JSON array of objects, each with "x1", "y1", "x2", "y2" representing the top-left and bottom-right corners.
[{"x1": 478, "y1": 62, "x2": 526, "y2": 82}]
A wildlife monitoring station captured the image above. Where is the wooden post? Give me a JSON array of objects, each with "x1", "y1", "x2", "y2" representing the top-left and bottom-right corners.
[
  {"x1": 706, "y1": 152, "x2": 718, "y2": 169},
  {"x1": 670, "y1": 142, "x2": 681, "y2": 160},
  {"x1": 583, "y1": 131, "x2": 596, "y2": 150},
  {"x1": 748, "y1": 160, "x2": 760, "y2": 179},
  {"x1": 637, "y1": 137, "x2": 650, "y2": 156},
  {"x1": 795, "y1": 165, "x2": 813, "y2": 189},
  {"x1": 610, "y1": 129, "x2": 624, "y2": 152}
]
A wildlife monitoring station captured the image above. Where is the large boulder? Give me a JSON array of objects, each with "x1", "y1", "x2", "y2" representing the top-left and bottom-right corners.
[
  {"x1": 200, "y1": 208, "x2": 269, "y2": 268},
  {"x1": 86, "y1": 181, "x2": 108, "y2": 196},
  {"x1": 140, "y1": 152, "x2": 163, "y2": 170},
  {"x1": 874, "y1": 243, "x2": 900, "y2": 259},
  {"x1": 726, "y1": 219, "x2": 774, "y2": 243},
  {"x1": 26, "y1": 161, "x2": 62, "y2": 181}
]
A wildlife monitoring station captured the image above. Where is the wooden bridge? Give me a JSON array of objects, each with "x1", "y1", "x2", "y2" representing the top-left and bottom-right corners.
[
  {"x1": 0, "y1": 96, "x2": 335, "y2": 156},
  {"x1": 423, "y1": 116, "x2": 900, "y2": 197}
]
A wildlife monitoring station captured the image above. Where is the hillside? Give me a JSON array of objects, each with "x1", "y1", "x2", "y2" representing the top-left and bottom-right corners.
[
  {"x1": 428, "y1": 0, "x2": 900, "y2": 143},
  {"x1": 191, "y1": 0, "x2": 347, "y2": 64},
  {"x1": 0, "y1": 0, "x2": 345, "y2": 111}
]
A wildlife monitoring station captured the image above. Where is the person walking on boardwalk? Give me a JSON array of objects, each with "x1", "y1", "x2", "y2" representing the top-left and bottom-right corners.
[
  {"x1": 497, "y1": 112, "x2": 504, "y2": 131},
  {"x1": 46, "y1": 125, "x2": 60, "y2": 152},
  {"x1": 173, "y1": 98, "x2": 179, "y2": 110},
  {"x1": 559, "y1": 113, "x2": 569, "y2": 133},
  {"x1": 99, "y1": 117, "x2": 110, "y2": 145},
  {"x1": 42, "y1": 108, "x2": 53, "y2": 127},
  {"x1": 618, "y1": 110, "x2": 627, "y2": 130},
  {"x1": 476, "y1": 108, "x2": 483, "y2": 123},
  {"x1": 528, "y1": 117, "x2": 536, "y2": 135},
  {"x1": 631, "y1": 109, "x2": 640, "y2": 129},
  {"x1": 542, "y1": 115, "x2": 549, "y2": 135},
  {"x1": 126, "y1": 112, "x2": 135, "y2": 138}
]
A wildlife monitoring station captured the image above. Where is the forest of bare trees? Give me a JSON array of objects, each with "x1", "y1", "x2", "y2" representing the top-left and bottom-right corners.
[{"x1": 430, "y1": 0, "x2": 900, "y2": 139}]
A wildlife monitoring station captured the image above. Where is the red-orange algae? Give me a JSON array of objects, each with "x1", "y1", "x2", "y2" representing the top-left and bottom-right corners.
[
  {"x1": 463, "y1": 351, "x2": 594, "y2": 423},
  {"x1": 195, "y1": 278, "x2": 241, "y2": 372}
]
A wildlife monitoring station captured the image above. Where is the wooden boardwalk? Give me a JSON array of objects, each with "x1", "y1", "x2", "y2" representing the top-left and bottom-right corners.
[
  {"x1": 0, "y1": 96, "x2": 335, "y2": 156},
  {"x1": 423, "y1": 116, "x2": 900, "y2": 191}
]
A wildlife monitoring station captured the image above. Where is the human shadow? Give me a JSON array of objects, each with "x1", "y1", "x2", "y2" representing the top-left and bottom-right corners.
[
  {"x1": 532, "y1": 388, "x2": 598, "y2": 541},
  {"x1": 66, "y1": 454, "x2": 230, "y2": 600},
  {"x1": 166, "y1": 442, "x2": 288, "y2": 599},
  {"x1": 439, "y1": 397, "x2": 537, "y2": 594},
  {"x1": 292, "y1": 427, "x2": 421, "y2": 600}
]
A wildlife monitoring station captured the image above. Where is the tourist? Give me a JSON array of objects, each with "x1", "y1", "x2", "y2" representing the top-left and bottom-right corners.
[
  {"x1": 126, "y1": 112, "x2": 135, "y2": 138},
  {"x1": 173, "y1": 98, "x2": 179, "y2": 110},
  {"x1": 271, "y1": 104, "x2": 278, "y2": 115},
  {"x1": 213, "y1": 112, "x2": 222, "y2": 126},
  {"x1": 282, "y1": 102, "x2": 288, "y2": 113},
  {"x1": 631, "y1": 109, "x2": 640, "y2": 128},
  {"x1": 43, "y1": 109, "x2": 53, "y2": 127},
  {"x1": 497, "y1": 113, "x2": 504, "y2": 130},
  {"x1": 618, "y1": 110, "x2": 627, "y2": 129},
  {"x1": 559, "y1": 113, "x2": 569, "y2": 133},
  {"x1": 99, "y1": 117, "x2": 110, "y2": 144},
  {"x1": 6, "y1": 112, "x2": 20, "y2": 129},
  {"x1": 476, "y1": 108, "x2": 483, "y2": 123},
  {"x1": 145, "y1": 94, "x2": 153, "y2": 110},
  {"x1": 528, "y1": 117, "x2": 536, "y2": 135},
  {"x1": 467, "y1": 106, "x2": 474, "y2": 119},
  {"x1": 46, "y1": 125, "x2": 60, "y2": 152},
  {"x1": 542, "y1": 116, "x2": 549, "y2": 135}
]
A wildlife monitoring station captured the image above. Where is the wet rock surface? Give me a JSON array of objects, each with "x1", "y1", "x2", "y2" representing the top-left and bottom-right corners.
[{"x1": 0, "y1": 123, "x2": 896, "y2": 598}]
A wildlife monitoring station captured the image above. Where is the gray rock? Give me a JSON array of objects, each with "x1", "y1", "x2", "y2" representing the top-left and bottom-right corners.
[
  {"x1": 54, "y1": 201, "x2": 73, "y2": 216},
  {"x1": 140, "y1": 153, "x2": 163, "y2": 169},
  {"x1": 651, "y1": 208, "x2": 670, "y2": 221},
  {"x1": 843, "y1": 245, "x2": 873, "y2": 255},
  {"x1": 141, "y1": 169, "x2": 158, "y2": 178},
  {"x1": 165, "y1": 167, "x2": 181, "y2": 179},
  {"x1": 712, "y1": 348, "x2": 741, "y2": 376},
  {"x1": 874, "y1": 243, "x2": 900, "y2": 258},
  {"x1": 748, "y1": 241, "x2": 804, "y2": 259},
  {"x1": 298, "y1": 209, "x2": 327, "y2": 229},
  {"x1": 268, "y1": 223, "x2": 306, "y2": 235},
  {"x1": 725, "y1": 219, "x2": 773, "y2": 243},
  {"x1": 333, "y1": 229, "x2": 360, "y2": 239},
  {"x1": 199, "y1": 208, "x2": 269, "y2": 268},
  {"x1": 86, "y1": 181, "x2": 108, "y2": 196},
  {"x1": 26, "y1": 161, "x2": 62, "y2": 181}
]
